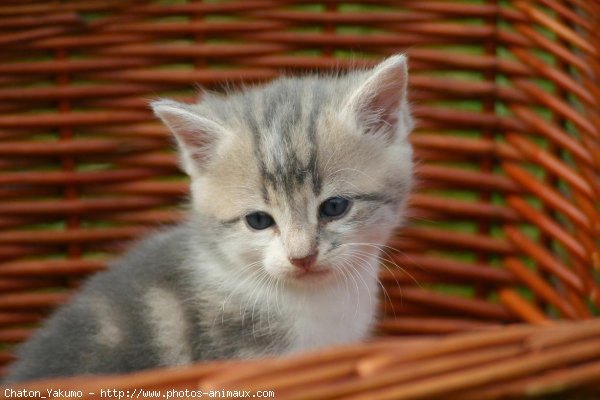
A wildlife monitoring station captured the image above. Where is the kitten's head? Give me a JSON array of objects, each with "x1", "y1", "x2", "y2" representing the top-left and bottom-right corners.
[{"x1": 152, "y1": 55, "x2": 413, "y2": 287}]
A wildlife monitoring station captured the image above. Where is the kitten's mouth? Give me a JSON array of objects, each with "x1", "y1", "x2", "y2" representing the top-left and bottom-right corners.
[{"x1": 293, "y1": 268, "x2": 331, "y2": 280}]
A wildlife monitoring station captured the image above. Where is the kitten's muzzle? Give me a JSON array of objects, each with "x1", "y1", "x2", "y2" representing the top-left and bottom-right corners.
[{"x1": 289, "y1": 251, "x2": 318, "y2": 271}]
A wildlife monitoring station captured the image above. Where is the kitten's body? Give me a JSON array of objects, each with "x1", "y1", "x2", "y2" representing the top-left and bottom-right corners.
[
  {"x1": 6, "y1": 222, "x2": 377, "y2": 382},
  {"x1": 5, "y1": 55, "x2": 413, "y2": 383}
]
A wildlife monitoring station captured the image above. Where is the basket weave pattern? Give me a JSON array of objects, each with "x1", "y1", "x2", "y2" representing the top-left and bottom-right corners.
[{"x1": 0, "y1": 0, "x2": 599, "y2": 397}]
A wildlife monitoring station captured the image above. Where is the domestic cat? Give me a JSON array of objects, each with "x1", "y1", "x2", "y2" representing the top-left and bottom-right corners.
[{"x1": 4, "y1": 54, "x2": 414, "y2": 383}]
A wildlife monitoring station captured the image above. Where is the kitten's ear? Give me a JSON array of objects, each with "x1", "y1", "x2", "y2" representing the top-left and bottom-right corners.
[
  {"x1": 346, "y1": 54, "x2": 412, "y2": 141},
  {"x1": 151, "y1": 99, "x2": 224, "y2": 176}
]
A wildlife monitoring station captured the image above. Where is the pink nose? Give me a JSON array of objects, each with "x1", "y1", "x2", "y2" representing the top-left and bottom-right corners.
[{"x1": 289, "y1": 252, "x2": 318, "y2": 271}]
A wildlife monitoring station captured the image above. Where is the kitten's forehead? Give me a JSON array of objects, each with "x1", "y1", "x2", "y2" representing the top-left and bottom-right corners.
[
  {"x1": 200, "y1": 71, "x2": 397, "y2": 218},
  {"x1": 232, "y1": 77, "x2": 335, "y2": 200}
]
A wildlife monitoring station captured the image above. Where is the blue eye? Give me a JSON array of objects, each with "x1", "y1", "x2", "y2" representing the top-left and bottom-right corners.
[
  {"x1": 245, "y1": 212, "x2": 275, "y2": 230},
  {"x1": 320, "y1": 197, "x2": 351, "y2": 219}
]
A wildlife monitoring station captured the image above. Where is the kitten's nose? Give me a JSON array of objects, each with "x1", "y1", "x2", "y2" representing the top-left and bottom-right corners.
[{"x1": 289, "y1": 252, "x2": 318, "y2": 271}]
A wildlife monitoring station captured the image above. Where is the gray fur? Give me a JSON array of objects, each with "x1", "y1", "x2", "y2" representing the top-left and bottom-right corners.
[
  {"x1": 5, "y1": 223, "x2": 287, "y2": 383},
  {"x1": 5, "y1": 54, "x2": 414, "y2": 383}
]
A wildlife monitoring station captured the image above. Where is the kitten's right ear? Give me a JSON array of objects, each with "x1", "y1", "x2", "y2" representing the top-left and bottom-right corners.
[{"x1": 151, "y1": 99, "x2": 224, "y2": 176}]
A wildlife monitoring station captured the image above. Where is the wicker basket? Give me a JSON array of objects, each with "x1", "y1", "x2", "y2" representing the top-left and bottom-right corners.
[{"x1": 0, "y1": 0, "x2": 599, "y2": 398}]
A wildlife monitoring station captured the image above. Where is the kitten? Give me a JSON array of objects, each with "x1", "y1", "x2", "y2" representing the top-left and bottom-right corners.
[{"x1": 4, "y1": 54, "x2": 414, "y2": 383}]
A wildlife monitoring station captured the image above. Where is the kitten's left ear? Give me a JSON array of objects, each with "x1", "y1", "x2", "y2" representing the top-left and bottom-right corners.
[{"x1": 346, "y1": 54, "x2": 412, "y2": 142}]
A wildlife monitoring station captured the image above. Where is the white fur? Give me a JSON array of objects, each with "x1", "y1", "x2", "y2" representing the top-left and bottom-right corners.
[
  {"x1": 92, "y1": 296, "x2": 123, "y2": 348},
  {"x1": 285, "y1": 256, "x2": 380, "y2": 353},
  {"x1": 144, "y1": 287, "x2": 192, "y2": 365}
]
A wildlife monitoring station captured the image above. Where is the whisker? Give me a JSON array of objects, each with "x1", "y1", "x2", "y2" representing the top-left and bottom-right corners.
[
  {"x1": 247, "y1": 270, "x2": 272, "y2": 340},
  {"x1": 338, "y1": 250, "x2": 396, "y2": 319},
  {"x1": 337, "y1": 258, "x2": 362, "y2": 319},
  {"x1": 340, "y1": 242, "x2": 423, "y2": 288}
]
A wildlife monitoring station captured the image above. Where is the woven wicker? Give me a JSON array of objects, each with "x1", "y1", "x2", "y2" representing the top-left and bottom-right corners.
[{"x1": 0, "y1": 0, "x2": 599, "y2": 398}]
